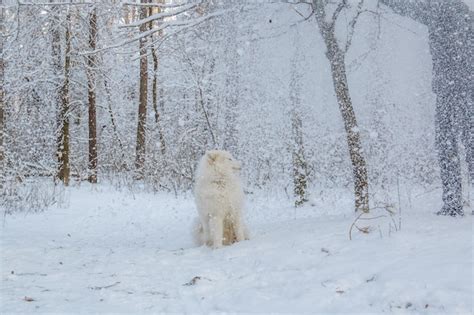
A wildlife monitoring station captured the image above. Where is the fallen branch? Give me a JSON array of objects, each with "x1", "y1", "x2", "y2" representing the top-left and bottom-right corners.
[
  {"x1": 183, "y1": 276, "x2": 201, "y2": 286},
  {"x1": 349, "y1": 211, "x2": 364, "y2": 240},
  {"x1": 88, "y1": 281, "x2": 120, "y2": 290},
  {"x1": 349, "y1": 205, "x2": 398, "y2": 240}
]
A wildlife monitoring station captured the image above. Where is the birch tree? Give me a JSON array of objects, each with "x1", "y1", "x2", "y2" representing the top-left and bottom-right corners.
[
  {"x1": 309, "y1": 0, "x2": 369, "y2": 212},
  {"x1": 0, "y1": 0, "x2": 4, "y2": 191}
]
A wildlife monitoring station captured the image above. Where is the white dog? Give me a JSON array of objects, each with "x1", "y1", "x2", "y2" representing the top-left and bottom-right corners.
[{"x1": 193, "y1": 150, "x2": 249, "y2": 248}]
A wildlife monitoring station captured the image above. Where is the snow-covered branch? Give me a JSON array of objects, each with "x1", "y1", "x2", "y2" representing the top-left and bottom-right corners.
[
  {"x1": 18, "y1": 1, "x2": 93, "y2": 6},
  {"x1": 120, "y1": 2, "x2": 201, "y2": 28},
  {"x1": 122, "y1": 1, "x2": 197, "y2": 8}
]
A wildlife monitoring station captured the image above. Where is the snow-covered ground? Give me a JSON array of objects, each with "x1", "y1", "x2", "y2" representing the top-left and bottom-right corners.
[{"x1": 1, "y1": 185, "x2": 472, "y2": 314}]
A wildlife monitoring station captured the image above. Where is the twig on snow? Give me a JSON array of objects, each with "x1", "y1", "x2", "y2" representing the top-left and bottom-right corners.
[{"x1": 89, "y1": 281, "x2": 121, "y2": 290}]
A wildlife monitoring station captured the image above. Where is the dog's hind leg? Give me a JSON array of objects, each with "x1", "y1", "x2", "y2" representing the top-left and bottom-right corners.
[
  {"x1": 233, "y1": 216, "x2": 247, "y2": 242},
  {"x1": 223, "y1": 216, "x2": 237, "y2": 245}
]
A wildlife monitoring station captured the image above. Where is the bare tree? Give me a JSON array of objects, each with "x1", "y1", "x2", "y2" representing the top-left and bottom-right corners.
[
  {"x1": 134, "y1": 0, "x2": 149, "y2": 178},
  {"x1": 311, "y1": 0, "x2": 369, "y2": 212},
  {"x1": 0, "y1": 0, "x2": 4, "y2": 191},
  {"x1": 86, "y1": 6, "x2": 98, "y2": 183},
  {"x1": 56, "y1": 11, "x2": 72, "y2": 186},
  {"x1": 51, "y1": 4, "x2": 62, "y2": 181},
  {"x1": 149, "y1": 2, "x2": 166, "y2": 155},
  {"x1": 380, "y1": 0, "x2": 473, "y2": 216},
  {"x1": 289, "y1": 30, "x2": 309, "y2": 207}
]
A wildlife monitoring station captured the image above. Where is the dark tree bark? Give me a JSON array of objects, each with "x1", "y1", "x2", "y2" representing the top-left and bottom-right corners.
[
  {"x1": 312, "y1": 0, "x2": 369, "y2": 213},
  {"x1": 151, "y1": 49, "x2": 166, "y2": 154},
  {"x1": 381, "y1": 0, "x2": 473, "y2": 216},
  {"x1": 50, "y1": 3, "x2": 63, "y2": 183},
  {"x1": 135, "y1": 0, "x2": 149, "y2": 178},
  {"x1": 57, "y1": 12, "x2": 71, "y2": 186},
  {"x1": 86, "y1": 7, "x2": 98, "y2": 183},
  {"x1": 0, "y1": 0, "x2": 4, "y2": 191},
  {"x1": 103, "y1": 79, "x2": 124, "y2": 153}
]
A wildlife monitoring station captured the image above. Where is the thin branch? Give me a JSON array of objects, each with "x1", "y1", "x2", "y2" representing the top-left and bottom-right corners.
[
  {"x1": 81, "y1": 11, "x2": 223, "y2": 56},
  {"x1": 349, "y1": 203, "x2": 398, "y2": 240},
  {"x1": 122, "y1": 1, "x2": 198, "y2": 8},
  {"x1": 349, "y1": 211, "x2": 364, "y2": 240},
  {"x1": 344, "y1": 0, "x2": 365, "y2": 53},
  {"x1": 119, "y1": 3, "x2": 200, "y2": 28},
  {"x1": 130, "y1": 10, "x2": 226, "y2": 61},
  {"x1": 18, "y1": 1, "x2": 93, "y2": 6},
  {"x1": 330, "y1": 0, "x2": 347, "y2": 27},
  {"x1": 292, "y1": 5, "x2": 315, "y2": 20},
  {"x1": 357, "y1": 215, "x2": 388, "y2": 220},
  {"x1": 89, "y1": 282, "x2": 121, "y2": 290}
]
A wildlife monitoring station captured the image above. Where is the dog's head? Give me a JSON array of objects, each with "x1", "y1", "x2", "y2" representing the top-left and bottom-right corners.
[{"x1": 206, "y1": 150, "x2": 241, "y2": 173}]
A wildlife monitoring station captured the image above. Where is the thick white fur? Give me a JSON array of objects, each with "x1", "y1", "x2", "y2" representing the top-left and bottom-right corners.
[{"x1": 194, "y1": 150, "x2": 249, "y2": 249}]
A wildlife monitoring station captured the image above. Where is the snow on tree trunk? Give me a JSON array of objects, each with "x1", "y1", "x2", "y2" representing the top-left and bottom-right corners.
[
  {"x1": 135, "y1": 0, "x2": 149, "y2": 178},
  {"x1": 381, "y1": 0, "x2": 473, "y2": 216},
  {"x1": 435, "y1": 92, "x2": 463, "y2": 215},
  {"x1": 289, "y1": 31, "x2": 309, "y2": 207},
  {"x1": 57, "y1": 11, "x2": 71, "y2": 186},
  {"x1": 0, "y1": 0, "x2": 4, "y2": 192},
  {"x1": 313, "y1": 0, "x2": 369, "y2": 213},
  {"x1": 87, "y1": 7, "x2": 98, "y2": 184},
  {"x1": 149, "y1": 4, "x2": 166, "y2": 155},
  {"x1": 328, "y1": 48, "x2": 369, "y2": 213}
]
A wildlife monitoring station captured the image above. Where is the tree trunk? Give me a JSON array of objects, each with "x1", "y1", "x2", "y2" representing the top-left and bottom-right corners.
[
  {"x1": 329, "y1": 49, "x2": 369, "y2": 213},
  {"x1": 0, "y1": 0, "x2": 4, "y2": 191},
  {"x1": 290, "y1": 31, "x2": 309, "y2": 207},
  {"x1": 87, "y1": 7, "x2": 98, "y2": 183},
  {"x1": 330, "y1": 54, "x2": 369, "y2": 212},
  {"x1": 134, "y1": 0, "x2": 149, "y2": 177},
  {"x1": 57, "y1": 12, "x2": 71, "y2": 186},
  {"x1": 381, "y1": 0, "x2": 472, "y2": 216},
  {"x1": 151, "y1": 47, "x2": 166, "y2": 155},
  {"x1": 292, "y1": 111, "x2": 309, "y2": 207},
  {"x1": 149, "y1": 3, "x2": 166, "y2": 155},
  {"x1": 435, "y1": 92, "x2": 463, "y2": 215},
  {"x1": 313, "y1": 0, "x2": 369, "y2": 212},
  {"x1": 103, "y1": 79, "x2": 125, "y2": 154},
  {"x1": 51, "y1": 3, "x2": 62, "y2": 183},
  {"x1": 58, "y1": 12, "x2": 72, "y2": 185}
]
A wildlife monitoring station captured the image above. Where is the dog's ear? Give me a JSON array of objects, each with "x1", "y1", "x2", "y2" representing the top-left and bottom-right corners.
[{"x1": 206, "y1": 151, "x2": 218, "y2": 164}]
